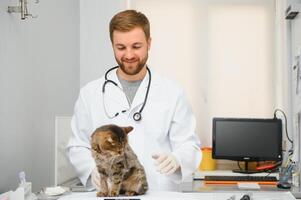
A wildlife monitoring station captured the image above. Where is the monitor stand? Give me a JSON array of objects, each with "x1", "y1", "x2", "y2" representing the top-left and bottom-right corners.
[{"x1": 232, "y1": 161, "x2": 259, "y2": 174}]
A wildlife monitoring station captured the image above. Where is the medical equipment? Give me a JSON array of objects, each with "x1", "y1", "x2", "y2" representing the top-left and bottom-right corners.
[
  {"x1": 285, "y1": 4, "x2": 301, "y2": 20},
  {"x1": 7, "y1": 0, "x2": 38, "y2": 20},
  {"x1": 102, "y1": 66, "x2": 151, "y2": 121}
]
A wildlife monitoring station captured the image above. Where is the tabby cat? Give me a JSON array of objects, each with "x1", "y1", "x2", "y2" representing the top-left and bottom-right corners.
[{"x1": 91, "y1": 124, "x2": 148, "y2": 197}]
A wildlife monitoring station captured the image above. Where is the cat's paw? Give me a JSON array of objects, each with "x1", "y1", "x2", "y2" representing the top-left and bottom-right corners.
[
  {"x1": 108, "y1": 191, "x2": 119, "y2": 197},
  {"x1": 97, "y1": 191, "x2": 108, "y2": 197},
  {"x1": 124, "y1": 191, "x2": 136, "y2": 196},
  {"x1": 135, "y1": 181, "x2": 148, "y2": 195}
]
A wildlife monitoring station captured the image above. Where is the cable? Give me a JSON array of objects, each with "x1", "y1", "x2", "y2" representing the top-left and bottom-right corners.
[
  {"x1": 237, "y1": 161, "x2": 242, "y2": 170},
  {"x1": 273, "y1": 109, "x2": 293, "y2": 150},
  {"x1": 263, "y1": 161, "x2": 282, "y2": 174},
  {"x1": 264, "y1": 171, "x2": 272, "y2": 177}
]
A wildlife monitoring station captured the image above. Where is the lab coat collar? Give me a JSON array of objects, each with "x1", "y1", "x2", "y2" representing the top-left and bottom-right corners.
[
  {"x1": 130, "y1": 69, "x2": 151, "y2": 111},
  {"x1": 106, "y1": 66, "x2": 152, "y2": 112},
  {"x1": 105, "y1": 68, "x2": 130, "y2": 109}
]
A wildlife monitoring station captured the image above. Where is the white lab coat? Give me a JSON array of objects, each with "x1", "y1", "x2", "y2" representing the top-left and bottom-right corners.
[{"x1": 67, "y1": 68, "x2": 201, "y2": 191}]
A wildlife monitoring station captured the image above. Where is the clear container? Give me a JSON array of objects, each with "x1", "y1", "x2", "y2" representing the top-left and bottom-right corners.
[{"x1": 279, "y1": 167, "x2": 292, "y2": 185}]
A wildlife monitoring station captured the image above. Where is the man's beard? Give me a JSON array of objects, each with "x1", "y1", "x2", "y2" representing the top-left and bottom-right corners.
[{"x1": 116, "y1": 54, "x2": 148, "y2": 76}]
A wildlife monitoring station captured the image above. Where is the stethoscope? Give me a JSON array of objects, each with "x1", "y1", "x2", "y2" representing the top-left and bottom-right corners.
[{"x1": 102, "y1": 66, "x2": 151, "y2": 121}]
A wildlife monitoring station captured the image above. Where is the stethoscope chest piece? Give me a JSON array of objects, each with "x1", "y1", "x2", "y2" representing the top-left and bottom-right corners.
[
  {"x1": 102, "y1": 66, "x2": 151, "y2": 122},
  {"x1": 133, "y1": 112, "x2": 142, "y2": 121}
]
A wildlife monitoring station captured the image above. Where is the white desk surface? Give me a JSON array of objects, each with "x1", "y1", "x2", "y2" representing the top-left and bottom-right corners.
[
  {"x1": 58, "y1": 190, "x2": 296, "y2": 200},
  {"x1": 194, "y1": 170, "x2": 279, "y2": 179}
]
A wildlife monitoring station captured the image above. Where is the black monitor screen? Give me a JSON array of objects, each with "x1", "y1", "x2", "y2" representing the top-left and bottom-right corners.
[{"x1": 212, "y1": 118, "x2": 282, "y2": 162}]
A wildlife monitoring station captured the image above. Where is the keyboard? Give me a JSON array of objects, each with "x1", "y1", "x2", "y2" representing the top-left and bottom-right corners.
[{"x1": 204, "y1": 175, "x2": 278, "y2": 185}]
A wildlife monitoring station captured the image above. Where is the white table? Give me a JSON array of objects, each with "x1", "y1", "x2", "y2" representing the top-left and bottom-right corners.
[
  {"x1": 193, "y1": 170, "x2": 301, "y2": 198},
  {"x1": 58, "y1": 190, "x2": 296, "y2": 200}
]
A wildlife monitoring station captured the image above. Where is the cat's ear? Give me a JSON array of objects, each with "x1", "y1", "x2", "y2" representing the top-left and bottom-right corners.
[
  {"x1": 122, "y1": 126, "x2": 134, "y2": 134},
  {"x1": 91, "y1": 142, "x2": 101, "y2": 153},
  {"x1": 91, "y1": 132, "x2": 102, "y2": 153}
]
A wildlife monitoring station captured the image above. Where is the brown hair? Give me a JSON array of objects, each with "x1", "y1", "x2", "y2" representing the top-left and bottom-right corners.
[{"x1": 109, "y1": 10, "x2": 150, "y2": 43}]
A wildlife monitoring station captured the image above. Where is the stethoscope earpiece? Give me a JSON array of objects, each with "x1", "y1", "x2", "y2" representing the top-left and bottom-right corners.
[{"x1": 102, "y1": 66, "x2": 151, "y2": 121}]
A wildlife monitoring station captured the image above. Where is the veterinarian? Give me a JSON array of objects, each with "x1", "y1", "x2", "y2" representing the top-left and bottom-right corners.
[{"x1": 67, "y1": 9, "x2": 201, "y2": 192}]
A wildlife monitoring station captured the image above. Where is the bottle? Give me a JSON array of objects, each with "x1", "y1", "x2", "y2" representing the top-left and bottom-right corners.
[
  {"x1": 199, "y1": 147, "x2": 216, "y2": 171},
  {"x1": 292, "y1": 162, "x2": 300, "y2": 187},
  {"x1": 18, "y1": 171, "x2": 32, "y2": 200}
]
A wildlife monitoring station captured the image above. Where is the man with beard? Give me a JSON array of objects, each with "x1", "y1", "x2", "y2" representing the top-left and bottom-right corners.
[{"x1": 68, "y1": 10, "x2": 201, "y2": 192}]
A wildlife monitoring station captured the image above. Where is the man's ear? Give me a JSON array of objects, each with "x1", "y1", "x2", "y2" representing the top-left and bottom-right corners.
[{"x1": 122, "y1": 126, "x2": 134, "y2": 134}]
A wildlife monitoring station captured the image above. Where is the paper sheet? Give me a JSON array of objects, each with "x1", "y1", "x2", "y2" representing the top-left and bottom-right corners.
[{"x1": 237, "y1": 182, "x2": 261, "y2": 190}]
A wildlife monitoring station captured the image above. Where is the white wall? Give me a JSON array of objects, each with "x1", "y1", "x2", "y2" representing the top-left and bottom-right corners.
[
  {"x1": 80, "y1": 0, "x2": 127, "y2": 87},
  {"x1": 0, "y1": 0, "x2": 79, "y2": 192},
  {"x1": 286, "y1": 0, "x2": 301, "y2": 162},
  {"x1": 289, "y1": 0, "x2": 301, "y2": 109},
  {"x1": 131, "y1": 0, "x2": 277, "y2": 146},
  {"x1": 280, "y1": 0, "x2": 301, "y2": 187}
]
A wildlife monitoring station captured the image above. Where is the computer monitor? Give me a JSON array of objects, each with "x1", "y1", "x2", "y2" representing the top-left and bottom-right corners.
[{"x1": 212, "y1": 117, "x2": 283, "y2": 173}]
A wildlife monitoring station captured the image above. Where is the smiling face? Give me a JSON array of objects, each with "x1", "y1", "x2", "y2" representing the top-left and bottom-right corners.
[{"x1": 112, "y1": 27, "x2": 151, "y2": 80}]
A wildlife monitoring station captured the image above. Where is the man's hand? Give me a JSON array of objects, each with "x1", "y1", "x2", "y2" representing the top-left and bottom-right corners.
[
  {"x1": 91, "y1": 167, "x2": 100, "y2": 191},
  {"x1": 152, "y1": 153, "x2": 180, "y2": 175}
]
